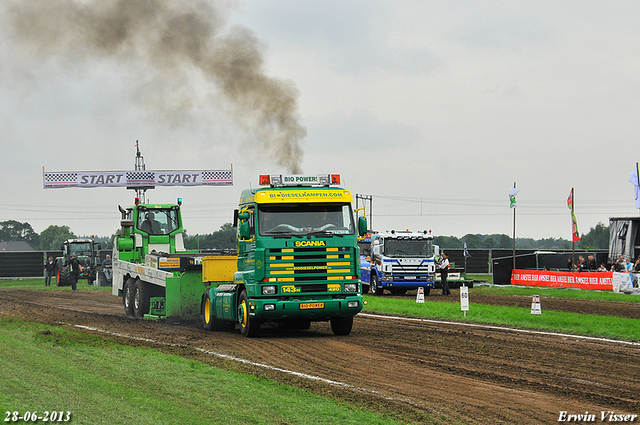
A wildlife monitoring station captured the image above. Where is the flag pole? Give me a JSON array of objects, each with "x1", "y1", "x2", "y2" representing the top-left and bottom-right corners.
[
  {"x1": 571, "y1": 187, "x2": 575, "y2": 269},
  {"x1": 513, "y1": 182, "x2": 516, "y2": 270},
  {"x1": 637, "y1": 162, "x2": 639, "y2": 215}
]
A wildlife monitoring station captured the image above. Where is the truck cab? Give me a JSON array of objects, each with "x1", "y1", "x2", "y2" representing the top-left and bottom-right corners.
[
  {"x1": 204, "y1": 173, "x2": 368, "y2": 337},
  {"x1": 361, "y1": 230, "x2": 439, "y2": 296},
  {"x1": 115, "y1": 200, "x2": 191, "y2": 264}
]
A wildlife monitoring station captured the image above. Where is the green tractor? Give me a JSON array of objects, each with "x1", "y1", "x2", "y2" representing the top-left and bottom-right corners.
[{"x1": 56, "y1": 238, "x2": 102, "y2": 286}]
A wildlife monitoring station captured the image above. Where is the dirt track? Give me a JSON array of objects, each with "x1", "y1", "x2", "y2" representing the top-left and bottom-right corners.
[{"x1": 1, "y1": 287, "x2": 639, "y2": 424}]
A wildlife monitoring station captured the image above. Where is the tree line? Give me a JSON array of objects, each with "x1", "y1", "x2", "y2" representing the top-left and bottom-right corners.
[
  {"x1": 0, "y1": 220, "x2": 610, "y2": 251},
  {"x1": 435, "y1": 222, "x2": 609, "y2": 250}
]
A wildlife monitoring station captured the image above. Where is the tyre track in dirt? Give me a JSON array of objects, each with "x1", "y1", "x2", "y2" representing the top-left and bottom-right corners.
[{"x1": 1, "y1": 288, "x2": 639, "y2": 424}]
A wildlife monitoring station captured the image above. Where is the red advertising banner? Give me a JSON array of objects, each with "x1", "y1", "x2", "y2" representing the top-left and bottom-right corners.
[{"x1": 510, "y1": 269, "x2": 613, "y2": 291}]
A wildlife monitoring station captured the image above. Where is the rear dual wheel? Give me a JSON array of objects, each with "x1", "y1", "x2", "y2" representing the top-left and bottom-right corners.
[
  {"x1": 123, "y1": 278, "x2": 136, "y2": 317},
  {"x1": 133, "y1": 280, "x2": 150, "y2": 318}
]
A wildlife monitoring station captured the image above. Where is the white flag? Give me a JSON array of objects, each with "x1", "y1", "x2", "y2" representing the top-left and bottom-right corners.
[
  {"x1": 630, "y1": 168, "x2": 640, "y2": 209},
  {"x1": 509, "y1": 186, "x2": 519, "y2": 208}
]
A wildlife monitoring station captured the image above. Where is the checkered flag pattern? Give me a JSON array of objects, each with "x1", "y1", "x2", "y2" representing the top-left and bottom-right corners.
[
  {"x1": 44, "y1": 173, "x2": 78, "y2": 188},
  {"x1": 126, "y1": 171, "x2": 155, "y2": 187},
  {"x1": 202, "y1": 170, "x2": 233, "y2": 185},
  {"x1": 44, "y1": 169, "x2": 233, "y2": 188}
]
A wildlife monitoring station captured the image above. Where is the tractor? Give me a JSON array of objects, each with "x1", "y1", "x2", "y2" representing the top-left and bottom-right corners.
[{"x1": 56, "y1": 238, "x2": 102, "y2": 286}]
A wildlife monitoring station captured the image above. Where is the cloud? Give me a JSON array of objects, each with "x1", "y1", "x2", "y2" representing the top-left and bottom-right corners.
[
  {"x1": 457, "y1": 15, "x2": 554, "y2": 52},
  {"x1": 306, "y1": 109, "x2": 424, "y2": 153}
]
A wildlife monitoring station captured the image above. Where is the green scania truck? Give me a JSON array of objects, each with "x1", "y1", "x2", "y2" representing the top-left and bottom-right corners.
[{"x1": 112, "y1": 173, "x2": 367, "y2": 337}]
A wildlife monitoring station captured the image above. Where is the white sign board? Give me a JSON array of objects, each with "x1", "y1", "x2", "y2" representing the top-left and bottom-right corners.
[
  {"x1": 531, "y1": 295, "x2": 542, "y2": 315},
  {"x1": 43, "y1": 169, "x2": 233, "y2": 188},
  {"x1": 460, "y1": 285, "x2": 469, "y2": 311},
  {"x1": 416, "y1": 287, "x2": 425, "y2": 303}
]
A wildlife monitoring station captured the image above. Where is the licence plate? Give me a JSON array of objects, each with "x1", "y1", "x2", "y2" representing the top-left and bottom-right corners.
[
  {"x1": 405, "y1": 276, "x2": 416, "y2": 280},
  {"x1": 300, "y1": 302, "x2": 324, "y2": 310}
]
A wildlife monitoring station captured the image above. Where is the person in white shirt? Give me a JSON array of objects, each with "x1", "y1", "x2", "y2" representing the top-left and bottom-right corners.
[{"x1": 439, "y1": 253, "x2": 451, "y2": 296}]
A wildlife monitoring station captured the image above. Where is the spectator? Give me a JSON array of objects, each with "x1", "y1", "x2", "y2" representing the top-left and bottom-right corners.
[
  {"x1": 438, "y1": 253, "x2": 451, "y2": 296},
  {"x1": 613, "y1": 255, "x2": 625, "y2": 272},
  {"x1": 44, "y1": 256, "x2": 56, "y2": 286},
  {"x1": 624, "y1": 257, "x2": 634, "y2": 272},
  {"x1": 587, "y1": 255, "x2": 597, "y2": 271},
  {"x1": 567, "y1": 258, "x2": 574, "y2": 271},
  {"x1": 577, "y1": 256, "x2": 587, "y2": 272},
  {"x1": 597, "y1": 263, "x2": 607, "y2": 272}
]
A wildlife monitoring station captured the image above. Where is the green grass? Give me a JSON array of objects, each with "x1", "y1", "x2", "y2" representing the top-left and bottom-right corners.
[
  {"x1": 2, "y1": 278, "x2": 639, "y2": 424},
  {"x1": 0, "y1": 277, "x2": 55, "y2": 288},
  {"x1": 0, "y1": 318, "x2": 405, "y2": 425},
  {"x1": 0, "y1": 277, "x2": 112, "y2": 292},
  {"x1": 363, "y1": 292, "x2": 640, "y2": 342},
  {"x1": 471, "y1": 284, "x2": 640, "y2": 303}
]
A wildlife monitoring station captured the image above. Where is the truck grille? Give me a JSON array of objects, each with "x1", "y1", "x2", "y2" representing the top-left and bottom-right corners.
[
  {"x1": 266, "y1": 246, "x2": 354, "y2": 283},
  {"x1": 390, "y1": 261, "x2": 434, "y2": 281}
]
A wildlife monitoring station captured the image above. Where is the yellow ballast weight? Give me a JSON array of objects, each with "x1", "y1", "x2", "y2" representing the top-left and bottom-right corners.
[{"x1": 202, "y1": 256, "x2": 237, "y2": 283}]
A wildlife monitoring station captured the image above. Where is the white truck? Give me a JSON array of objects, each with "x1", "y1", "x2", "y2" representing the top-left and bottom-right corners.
[{"x1": 360, "y1": 230, "x2": 439, "y2": 296}]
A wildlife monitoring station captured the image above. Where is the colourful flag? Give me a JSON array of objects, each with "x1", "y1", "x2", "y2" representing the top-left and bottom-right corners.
[
  {"x1": 629, "y1": 167, "x2": 640, "y2": 209},
  {"x1": 509, "y1": 186, "x2": 518, "y2": 208},
  {"x1": 567, "y1": 188, "x2": 580, "y2": 242},
  {"x1": 463, "y1": 242, "x2": 472, "y2": 258}
]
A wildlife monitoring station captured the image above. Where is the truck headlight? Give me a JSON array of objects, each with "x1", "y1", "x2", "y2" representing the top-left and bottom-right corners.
[
  {"x1": 262, "y1": 285, "x2": 277, "y2": 295},
  {"x1": 344, "y1": 283, "x2": 358, "y2": 293},
  {"x1": 264, "y1": 304, "x2": 276, "y2": 311},
  {"x1": 347, "y1": 301, "x2": 359, "y2": 308}
]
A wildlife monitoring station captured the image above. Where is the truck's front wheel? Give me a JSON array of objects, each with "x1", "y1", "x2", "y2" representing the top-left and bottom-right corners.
[
  {"x1": 238, "y1": 290, "x2": 260, "y2": 337},
  {"x1": 330, "y1": 316, "x2": 354, "y2": 336},
  {"x1": 371, "y1": 274, "x2": 383, "y2": 295},
  {"x1": 133, "y1": 280, "x2": 150, "y2": 318}
]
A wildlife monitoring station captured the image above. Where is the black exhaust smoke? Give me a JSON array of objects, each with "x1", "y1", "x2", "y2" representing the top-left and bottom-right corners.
[{"x1": 5, "y1": 0, "x2": 305, "y2": 172}]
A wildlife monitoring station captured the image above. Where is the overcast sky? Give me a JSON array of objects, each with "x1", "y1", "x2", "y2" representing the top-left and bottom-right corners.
[{"x1": 1, "y1": 0, "x2": 639, "y2": 243}]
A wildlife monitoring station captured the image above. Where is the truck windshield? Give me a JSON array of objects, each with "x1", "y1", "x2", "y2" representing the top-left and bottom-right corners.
[
  {"x1": 70, "y1": 242, "x2": 92, "y2": 257},
  {"x1": 383, "y1": 239, "x2": 433, "y2": 258},
  {"x1": 258, "y1": 204, "x2": 355, "y2": 236},
  {"x1": 138, "y1": 208, "x2": 180, "y2": 235}
]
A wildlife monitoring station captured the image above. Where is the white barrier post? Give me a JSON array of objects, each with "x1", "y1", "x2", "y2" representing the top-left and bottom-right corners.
[
  {"x1": 416, "y1": 287, "x2": 425, "y2": 303},
  {"x1": 531, "y1": 295, "x2": 542, "y2": 315},
  {"x1": 460, "y1": 285, "x2": 469, "y2": 317}
]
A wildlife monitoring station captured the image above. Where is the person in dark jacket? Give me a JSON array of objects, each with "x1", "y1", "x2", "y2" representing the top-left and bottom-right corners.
[
  {"x1": 44, "y1": 256, "x2": 56, "y2": 286},
  {"x1": 68, "y1": 254, "x2": 82, "y2": 291}
]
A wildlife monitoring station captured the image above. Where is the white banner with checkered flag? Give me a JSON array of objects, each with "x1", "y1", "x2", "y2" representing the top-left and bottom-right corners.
[{"x1": 44, "y1": 169, "x2": 233, "y2": 188}]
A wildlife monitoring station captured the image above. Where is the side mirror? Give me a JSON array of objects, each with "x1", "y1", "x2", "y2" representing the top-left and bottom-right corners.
[
  {"x1": 358, "y1": 217, "x2": 367, "y2": 237},
  {"x1": 239, "y1": 220, "x2": 251, "y2": 240},
  {"x1": 233, "y1": 209, "x2": 239, "y2": 227}
]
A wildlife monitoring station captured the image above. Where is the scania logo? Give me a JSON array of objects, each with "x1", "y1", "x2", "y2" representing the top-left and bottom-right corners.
[{"x1": 294, "y1": 240, "x2": 326, "y2": 247}]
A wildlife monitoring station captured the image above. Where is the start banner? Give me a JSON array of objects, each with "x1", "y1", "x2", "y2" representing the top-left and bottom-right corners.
[
  {"x1": 43, "y1": 170, "x2": 233, "y2": 188},
  {"x1": 510, "y1": 269, "x2": 613, "y2": 291}
]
